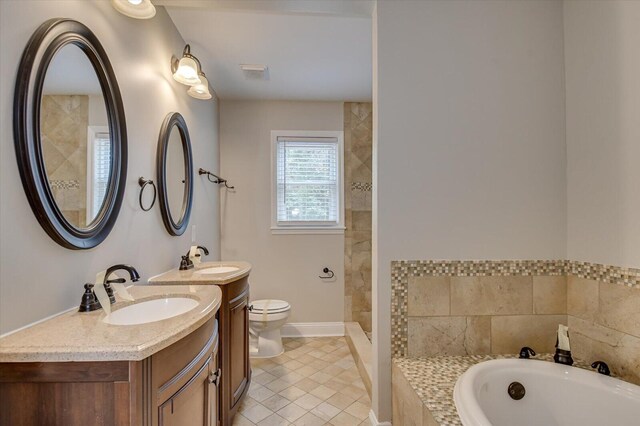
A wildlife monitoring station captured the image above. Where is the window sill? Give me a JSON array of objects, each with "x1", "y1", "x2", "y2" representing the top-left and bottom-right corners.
[{"x1": 270, "y1": 226, "x2": 346, "y2": 235}]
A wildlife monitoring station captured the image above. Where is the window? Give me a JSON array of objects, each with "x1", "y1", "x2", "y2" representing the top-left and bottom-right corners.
[
  {"x1": 272, "y1": 130, "x2": 344, "y2": 234},
  {"x1": 86, "y1": 126, "x2": 111, "y2": 224}
]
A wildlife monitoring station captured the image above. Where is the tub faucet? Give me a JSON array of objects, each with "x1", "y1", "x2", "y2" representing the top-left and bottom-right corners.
[
  {"x1": 103, "y1": 264, "x2": 140, "y2": 303},
  {"x1": 519, "y1": 347, "x2": 536, "y2": 359},
  {"x1": 179, "y1": 246, "x2": 209, "y2": 270},
  {"x1": 591, "y1": 361, "x2": 610, "y2": 376}
]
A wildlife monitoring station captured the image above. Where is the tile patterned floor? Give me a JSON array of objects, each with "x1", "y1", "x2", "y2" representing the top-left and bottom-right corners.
[{"x1": 233, "y1": 337, "x2": 371, "y2": 426}]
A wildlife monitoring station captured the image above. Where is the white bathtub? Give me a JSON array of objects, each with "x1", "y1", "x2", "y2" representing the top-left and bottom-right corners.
[{"x1": 454, "y1": 359, "x2": 640, "y2": 426}]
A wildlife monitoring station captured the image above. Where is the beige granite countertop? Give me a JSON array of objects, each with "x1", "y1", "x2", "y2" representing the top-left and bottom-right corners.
[
  {"x1": 149, "y1": 261, "x2": 251, "y2": 285},
  {"x1": 0, "y1": 285, "x2": 221, "y2": 363},
  {"x1": 394, "y1": 354, "x2": 593, "y2": 426}
]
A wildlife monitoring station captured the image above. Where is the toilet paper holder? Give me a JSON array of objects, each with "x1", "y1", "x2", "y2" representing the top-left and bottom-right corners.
[{"x1": 319, "y1": 267, "x2": 335, "y2": 279}]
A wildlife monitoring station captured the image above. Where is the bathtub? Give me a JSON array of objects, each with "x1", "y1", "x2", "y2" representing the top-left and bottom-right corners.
[{"x1": 454, "y1": 359, "x2": 640, "y2": 426}]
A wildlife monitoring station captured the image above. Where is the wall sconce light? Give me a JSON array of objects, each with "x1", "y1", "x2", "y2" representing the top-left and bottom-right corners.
[
  {"x1": 111, "y1": 0, "x2": 156, "y2": 19},
  {"x1": 171, "y1": 45, "x2": 215, "y2": 101},
  {"x1": 172, "y1": 45, "x2": 202, "y2": 86},
  {"x1": 187, "y1": 72, "x2": 213, "y2": 100}
]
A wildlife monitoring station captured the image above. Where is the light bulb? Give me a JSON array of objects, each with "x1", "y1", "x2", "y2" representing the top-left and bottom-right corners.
[
  {"x1": 188, "y1": 73, "x2": 213, "y2": 100},
  {"x1": 173, "y1": 56, "x2": 201, "y2": 86}
]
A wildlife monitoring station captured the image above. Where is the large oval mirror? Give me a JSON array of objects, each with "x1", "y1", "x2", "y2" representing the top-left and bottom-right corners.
[
  {"x1": 157, "y1": 113, "x2": 193, "y2": 236},
  {"x1": 14, "y1": 19, "x2": 126, "y2": 249}
]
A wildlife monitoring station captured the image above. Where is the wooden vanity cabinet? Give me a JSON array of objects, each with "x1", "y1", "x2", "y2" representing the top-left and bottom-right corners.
[
  {"x1": 151, "y1": 317, "x2": 220, "y2": 426},
  {"x1": 0, "y1": 317, "x2": 220, "y2": 426},
  {"x1": 218, "y1": 276, "x2": 251, "y2": 426}
]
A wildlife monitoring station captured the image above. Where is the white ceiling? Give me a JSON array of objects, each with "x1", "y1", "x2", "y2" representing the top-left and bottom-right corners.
[
  {"x1": 161, "y1": 0, "x2": 373, "y2": 101},
  {"x1": 43, "y1": 44, "x2": 102, "y2": 95}
]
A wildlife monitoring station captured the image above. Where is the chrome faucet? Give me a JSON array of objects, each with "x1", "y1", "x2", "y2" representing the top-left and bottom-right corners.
[
  {"x1": 179, "y1": 246, "x2": 209, "y2": 270},
  {"x1": 103, "y1": 264, "x2": 141, "y2": 304}
]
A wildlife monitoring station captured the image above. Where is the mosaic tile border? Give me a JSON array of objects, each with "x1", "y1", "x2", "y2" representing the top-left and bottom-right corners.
[
  {"x1": 351, "y1": 181, "x2": 372, "y2": 192},
  {"x1": 48, "y1": 179, "x2": 80, "y2": 190},
  {"x1": 391, "y1": 259, "x2": 640, "y2": 358},
  {"x1": 394, "y1": 354, "x2": 593, "y2": 426},
  {"x1": 568, "y1": 260, "x2": 640, "y2": 288}
]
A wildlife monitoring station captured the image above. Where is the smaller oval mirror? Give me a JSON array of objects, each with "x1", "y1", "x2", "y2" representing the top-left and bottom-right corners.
[{"x1": 157, "y1": 113, "x2": 193, "y2": 236}]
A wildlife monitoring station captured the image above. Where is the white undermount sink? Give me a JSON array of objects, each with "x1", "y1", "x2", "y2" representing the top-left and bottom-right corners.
[
  {"x1": 103, "y1": 297, "x2": 199, "y2": 325},
  {"x1": 195, "y1": 266, "x2": 240, "y2": 275}
]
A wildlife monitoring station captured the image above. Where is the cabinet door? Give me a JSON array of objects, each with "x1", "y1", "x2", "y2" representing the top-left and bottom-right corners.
[
  {"x1": 209, "y1": 346, "x2": 220, "y2": 426},
  {"x1": 159, "y1": 357, "x2": 211, "y2": 426},
  {"x1": 229, "y1": 294, "x2": 249, "y2": 407}
]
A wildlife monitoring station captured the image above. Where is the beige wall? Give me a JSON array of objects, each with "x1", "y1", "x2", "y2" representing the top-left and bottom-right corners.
[
  {"x1": 344, "y1": 102, "x2": 372, "y2": 332},
  {"x1": 0, "y1": 2, "x2": 220, "y2": 334},
  {"x1": 374, "y1": 0, "x2": 566, "y2": 420},
  {"x1": 219, "y1": 100, "x2": 344, "y2": 324},
  {"x1": 564, "y1": 0, "x2": 640, "y2": 268}
]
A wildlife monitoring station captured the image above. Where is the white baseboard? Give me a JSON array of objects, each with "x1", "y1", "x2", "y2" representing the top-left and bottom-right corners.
[
  {"x1": 281, "y1": 322, "x2": 345, "y2": 337},
  {"x1": 369, "y1": 410, "x2": 392, "y2": 426}
]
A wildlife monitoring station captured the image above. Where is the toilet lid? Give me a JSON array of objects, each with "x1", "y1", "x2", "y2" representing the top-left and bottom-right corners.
[{"x1": 250, "y1": 299, "x2": 290, "y2": 313}]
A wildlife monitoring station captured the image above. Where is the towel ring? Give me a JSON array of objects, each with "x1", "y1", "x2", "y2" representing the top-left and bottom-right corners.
[{"x1": 138, "y1": 177, "x2": 157, "y2": 212}]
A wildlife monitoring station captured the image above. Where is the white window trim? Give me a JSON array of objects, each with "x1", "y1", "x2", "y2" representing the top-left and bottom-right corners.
[
  {"x1": 271, "y1": 130, "x2": 345, "y2": 235},
  {"x1": 86, "y1": 125, "x2": 110, "y2": 225}
]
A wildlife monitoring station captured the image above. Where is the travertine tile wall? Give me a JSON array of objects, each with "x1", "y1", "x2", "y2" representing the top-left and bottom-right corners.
[
  {"x1": 568, "y1": 276, "x2": 640, "y2": 384},
  {"x1": 41, "y1": 95, "x2": 89, "y2": 228},
  {"x1": 344, "y1": 102, "x2": 372, "y2": 332},
  {"x1": 406, "y1": 274, "x2": 567, "y2": 358},
  {"x1": 392, "y1": 259, "x2": 640, "y2": 385}
]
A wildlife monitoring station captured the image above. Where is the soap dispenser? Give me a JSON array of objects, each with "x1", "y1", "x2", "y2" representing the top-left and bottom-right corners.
[{"x1": 554, "y1": 324, "x2": 574, "y2": 366}]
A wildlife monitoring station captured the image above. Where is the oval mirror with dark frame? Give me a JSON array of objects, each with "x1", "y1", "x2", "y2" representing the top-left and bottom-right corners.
[
  {"x1": 13, "y1": 19, "x2": 127, "y2": 250},
  {"x1": 157, "y1": 112, "x2": 193, "y2": 236}
]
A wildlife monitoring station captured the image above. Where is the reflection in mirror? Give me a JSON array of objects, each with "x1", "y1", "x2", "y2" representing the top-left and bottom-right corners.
[
  {"x1": 40, "y1": 44, "x2": 110, "y2": 229},
  {"x1": 165, "y1": 126, "x2": 186, "y2": 221}
]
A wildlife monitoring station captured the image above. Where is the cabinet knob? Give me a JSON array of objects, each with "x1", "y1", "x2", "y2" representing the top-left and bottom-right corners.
[{"x1": 209, "y1": 368, "x2": 222, "y2": 386}]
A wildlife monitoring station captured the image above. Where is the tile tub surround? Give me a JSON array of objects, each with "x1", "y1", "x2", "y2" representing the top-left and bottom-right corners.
[
  {"x1": 233, "y1": 337, "x2": 371, "y2": 426},
  {"x1": 567, "y1": 276, "x2": 640, "y2": 384},
  {"x1": 392, "y1": 259, "x2": 640, "y2": 385},
  {"x1": 148, "y1": 260, "x2": 252, "y2": 285},
  {"x1": 0, "y1": 285, "x2": 222, "y2": 362},
  {"x1": 392, "y1": 354, "x2": 593, "y2": 426},
  {"x1": 344, "y1": 102, "x2": 373, "y2": 333}
]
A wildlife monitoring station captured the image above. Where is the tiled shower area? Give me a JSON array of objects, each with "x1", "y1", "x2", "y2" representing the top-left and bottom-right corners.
[{"x1": 344, "y1": 102, "x2": 373, "y2": 334}]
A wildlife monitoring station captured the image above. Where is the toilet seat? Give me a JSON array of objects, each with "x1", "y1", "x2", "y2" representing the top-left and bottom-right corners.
[{"x1": 250, "y1": 299, "x2": 290, "y2": 314}]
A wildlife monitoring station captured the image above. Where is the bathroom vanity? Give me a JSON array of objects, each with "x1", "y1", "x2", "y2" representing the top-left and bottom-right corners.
[
  {"x1": 0, "y1": 285, "x2": 221, "y2": 426},
  {"x1": 149, "y1": 261, "x2": 252, "y2": 426}
]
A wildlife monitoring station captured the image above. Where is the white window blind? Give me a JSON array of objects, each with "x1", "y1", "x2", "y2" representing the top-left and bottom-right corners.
[
  {"x1": 276, "y1": 136, "x2": 340, "y2": 226},
  {"x1": 92, "y1": 132, "x2": 111, "y2": 218}
]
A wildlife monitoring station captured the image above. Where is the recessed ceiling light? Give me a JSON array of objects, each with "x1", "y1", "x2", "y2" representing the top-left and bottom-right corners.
[{"x1": 111, "y1": 0, "x2": 156, "y2": 19}]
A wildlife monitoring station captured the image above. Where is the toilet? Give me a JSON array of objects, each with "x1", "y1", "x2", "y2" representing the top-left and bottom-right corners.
[{"x1": 248, "y1": 299, "x2": 291, "y2": 358}]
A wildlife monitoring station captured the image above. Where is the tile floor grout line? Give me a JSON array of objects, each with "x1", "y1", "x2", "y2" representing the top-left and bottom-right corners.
[{"x1": 234, "y1": 336, "x2": 371, "y2": 426}]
